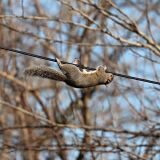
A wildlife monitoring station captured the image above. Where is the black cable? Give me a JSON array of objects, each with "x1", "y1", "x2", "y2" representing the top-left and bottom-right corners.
[{"x1": 0, "y1": 46, "x2": 160, "y2": 85}]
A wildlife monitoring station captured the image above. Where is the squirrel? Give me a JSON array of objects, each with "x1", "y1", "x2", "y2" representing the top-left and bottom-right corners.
[{"x1": 24, "y1": 58, "x2": 114, "y2": 88}]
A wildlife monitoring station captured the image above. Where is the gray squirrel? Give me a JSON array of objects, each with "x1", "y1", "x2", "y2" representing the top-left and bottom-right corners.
[{"x1": 24, "y1": 58, "x2": 113, "y2": 88}]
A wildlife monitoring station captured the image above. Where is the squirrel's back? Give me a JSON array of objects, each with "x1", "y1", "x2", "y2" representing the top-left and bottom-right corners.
[{"x1": 59, "y1": 63, "x2": 113, "y2": 88}]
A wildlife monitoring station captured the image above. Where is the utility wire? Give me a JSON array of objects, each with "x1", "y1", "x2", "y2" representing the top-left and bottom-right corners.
[{"x1": 0, "y1": 46, "x2": 159, "y2": 86}]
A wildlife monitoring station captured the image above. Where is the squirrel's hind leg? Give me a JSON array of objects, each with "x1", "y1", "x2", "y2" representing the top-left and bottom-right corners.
[
  {"x1": 56, "y1": 58, "x2": 81, "y2": 80},
  {"x1": 56, "y1": 58, "x2": 68, "y2": 75},
  {"x1": 56, "y1": 58, "x2": 63, "y2": 69}
]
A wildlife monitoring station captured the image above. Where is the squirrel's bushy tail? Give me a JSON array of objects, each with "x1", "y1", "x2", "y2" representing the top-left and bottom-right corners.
[{"x1": 24, "y1": 66, "x2": 67, "y2": 81}]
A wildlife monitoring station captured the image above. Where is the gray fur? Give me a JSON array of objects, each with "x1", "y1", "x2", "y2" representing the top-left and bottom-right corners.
[{"x1": 24, "y1": 58, "x2": 113, "y2": 88}]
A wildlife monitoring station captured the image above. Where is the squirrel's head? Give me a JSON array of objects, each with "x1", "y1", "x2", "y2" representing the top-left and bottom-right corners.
[{"x1": 97, "y1": 66, "x2": 114, "y2": 85}]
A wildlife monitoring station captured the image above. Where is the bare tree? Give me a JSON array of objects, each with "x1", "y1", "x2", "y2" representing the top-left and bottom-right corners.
[{"x1": 0, "y1": 0, "x2": 160, "y2": 159}]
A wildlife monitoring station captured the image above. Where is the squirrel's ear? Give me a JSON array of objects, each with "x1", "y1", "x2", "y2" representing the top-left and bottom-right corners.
[
  {"x1": 97, "y1": 65, "x2": 105, "y2": 72},
  {"x1": 104, "y1": 66, "x2": 108, "y2": 71},
  {"x1": 73, "y1": 58, "x2": 80, "y2": 65}
]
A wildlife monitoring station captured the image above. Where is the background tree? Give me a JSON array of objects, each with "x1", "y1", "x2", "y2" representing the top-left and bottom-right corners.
[{"x1": 0, "y1": 0, "x2": 160, "y2": 159}]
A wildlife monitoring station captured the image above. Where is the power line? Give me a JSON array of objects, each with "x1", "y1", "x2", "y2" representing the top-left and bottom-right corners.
[{"x1": 0, "y1": 46, "x2": 159, "y2": 86}]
